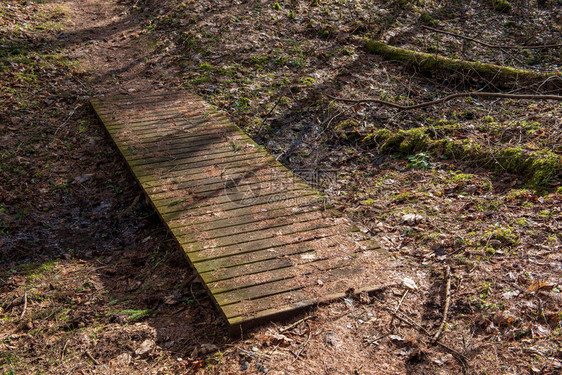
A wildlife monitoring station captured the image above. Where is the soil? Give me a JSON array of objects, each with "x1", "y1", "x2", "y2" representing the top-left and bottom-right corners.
[{"x1": 1, "y1": 0, "x2": 561, "y2": 374}]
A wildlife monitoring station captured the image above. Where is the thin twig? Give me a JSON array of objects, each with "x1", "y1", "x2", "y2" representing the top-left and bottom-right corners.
[
  {"x1": 433, "y1": 266, "x2": 452, "y2": 342},
  {"x1": 422, "y1": 25, "x2": 562, "y2": 50},
  {"x1": 389, "y1": 290, "x2": 409, "y2": 327},
  {"x1": 61, "y1": 340, "x2": 69, "y2": 361},
  {"x1": 85, "y1": 349, "x2": 99, "y2": 365},
  {"x1": 291, "y1": 323, "x2": 312, "y2": 364},
  {"x1": 19, "y1": 292, "x2": 27, "y2": 320},
  {"x1": 53, "y1": 105, "x2": 81, "y2": 138},
  {"x1": 395, "y1": 290, "x2": 409, "y2": 314},
  {"x1": 388, "y1": 309, "x2": 467, "y2": 363},
  {"x1": 327, "y1": 92, "x2": 562, "y2": 111},
  {"x1": 279, "y1": 315, "x2": 314, "y2": 334}
]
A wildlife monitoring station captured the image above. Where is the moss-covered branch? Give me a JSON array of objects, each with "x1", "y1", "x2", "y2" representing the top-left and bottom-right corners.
[{"x1": 365, "y1": 40, "x2": 562, "y2": 89}]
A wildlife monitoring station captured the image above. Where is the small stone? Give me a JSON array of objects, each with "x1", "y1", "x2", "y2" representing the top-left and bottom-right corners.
[
  {"x1": 163, "y1": 293, "x2": 181, "y2": 305},
  {"x1": 402, "y1": 277, "x2": 418, "y2": 291},
  {"x1": 257, "y1": 363, "x2": 269, "y2": 373},
  {"x1": 116, "y1": 352, "x2": 131, "y2": 365},
  {"x1": 389, "y1": 334, "x2": 404, "y2": 343},
  {"x1": 240, "y1": 361, "x2": 250, "y2": 371},
  {"x1": 325, "y1": 331, "x2": 340, "y2": 347},
  {"x1": 502, "y1": 290, "x2": 520, "y2": 300},
  {"x1": 74, "y1": 174, "x2": 92, "y2": 184},
  {"x1": 199, "y1": 343, "x2": 219, "y2": 355},
  {"x1": 251, "y1": 346, "x2": 259, "y2": 352},
  {"x1": 401, "y1": 214, "x2": 424, "y2": 225},
  {"x1": 135, "y1": 339, "x2": 154, "y2": 356}
]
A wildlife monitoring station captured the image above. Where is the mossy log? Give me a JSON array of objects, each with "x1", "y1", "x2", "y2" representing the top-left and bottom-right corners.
[
  {"x1": 365, "y1": 40, "x2": 561, "y2": 89},
  {"x1": 359, "y1": 127, "x2": 562, "y2": 187}
]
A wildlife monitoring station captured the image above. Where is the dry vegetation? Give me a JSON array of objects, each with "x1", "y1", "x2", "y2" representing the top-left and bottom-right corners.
[{"x1": 1, "y1": 0, "x2": 561, "y2": 373}]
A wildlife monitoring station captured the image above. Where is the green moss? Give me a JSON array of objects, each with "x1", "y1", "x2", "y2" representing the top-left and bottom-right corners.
[
  {"x1": 362, "y1": 125, "x2": 561, "y2": 186},
  {"x1": 197, "y1": 62, "x2": 214, "y2": 71},
  {"x1": 505, "y1": 189, "x2": 533, "y2": 200},
  {"x1": 450, "y1": 172, "x2": 475, "y2": 183},
  {"x1": 362, "y1": 127, "x2": 432, "y2": 154},
  {"x1": 420, "y1": 12, "x2": 436, "y2": 26},
  {"x1": 490, "y1": 0, "x2": 512, "y2": 12},
  {"x1": 490, "y1": 227, "x2": 519, "y2": 246},
  {"x1": 392, "y1": 192, "x2": 417, "y2": 202},
  {"x1": 335, "y1": 119, "x2": 360, "y2": 140},
  {"x1": 300, "y1": 77, "x2": 316, "y2": 86},
  {"x1": 527, "y1": 149, "x2": 561, "y2": 186}
]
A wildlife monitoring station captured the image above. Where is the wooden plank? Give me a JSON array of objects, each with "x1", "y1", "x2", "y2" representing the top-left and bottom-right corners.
[
  {"x1": 91, "y1": 92, "x2": 397, "y2": 336},
  {"x1": 176, "y1": 216, "x2": 341, "y2": 249},
  {"x1": 189, "y1": 230, "x2": 353, "y2": 267},
  {"x1": 168, "y1": 203, "x2": 323, "y2": 231}
]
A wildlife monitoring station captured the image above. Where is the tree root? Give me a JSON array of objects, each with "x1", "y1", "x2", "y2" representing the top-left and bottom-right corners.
[
  {"x1": 327, "y1": 91, "x2": 562, "y2": 110},
  {"x1": 422, "y1": 26, "x2": 562, "y2": 50}
]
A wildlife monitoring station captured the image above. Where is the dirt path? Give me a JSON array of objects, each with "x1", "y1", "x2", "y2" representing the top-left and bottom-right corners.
[{"x1": 63, "y1": 0, "x2": 178, "y2": 95}]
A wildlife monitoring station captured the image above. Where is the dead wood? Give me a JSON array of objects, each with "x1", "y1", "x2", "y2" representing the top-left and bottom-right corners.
[
  {"x1": 433, "y1": 266, "x2": 452, "y2": 342},
  {"x1": 365, "y1": 40, "x2": 562, "y2": 89}
]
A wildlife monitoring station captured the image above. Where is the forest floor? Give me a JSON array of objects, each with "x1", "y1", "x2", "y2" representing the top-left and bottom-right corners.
[{"x1": 1, "y1": 0, "x2": 561, "y2": 373}]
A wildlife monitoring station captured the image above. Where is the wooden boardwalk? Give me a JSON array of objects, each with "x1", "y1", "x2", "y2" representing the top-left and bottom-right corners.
[{"x1": 91, "y1": 92, "x2": 403, "y2": 334}]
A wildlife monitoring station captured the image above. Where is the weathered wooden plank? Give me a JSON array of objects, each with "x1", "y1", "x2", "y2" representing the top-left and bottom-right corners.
[
  {"x1": 189, "y1": 230, "x2": 350, "y2": 267},
  {"x1": 158, "y1": 189, "x2": 318, "y2": 218},
  {"x1": 125, "y1": 142, "x2": 258, "y2": 162},
  {"x1": 132, "y1": 153, "x2": 274, "y2": 179},
  {"x1": 143, "y1": 163, "x2": 290, "y2": 193},
  {"x1": 221, "y1": 265, "x2": 361, "y2": 317},
  {"x1": 208, "y1": 257, "x2": 343, "y2": 295},
  {"x1": 168, "y1": 203, "x2": 322, "y2": 231},
  {"x1": 179, "y1": 207, "x2": 325, "y2": 239},
  {"x1": 177, "y1": 216, "x2": 340, "y2": 249}
]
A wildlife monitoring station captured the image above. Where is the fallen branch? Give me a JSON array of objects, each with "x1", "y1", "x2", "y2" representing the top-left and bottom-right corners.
[
  {"x1": 279, "y1": 315, "x2": 314, "y2": 334},
  {"x1": 19, "y1": 292, "x2": 27, "y2": 320},
  {"x1": 85, "y1": 349, "x2": 100, "y2": 365},
  {"x1": 433, "y1": 266, "x2": 452, "y2": 342},
  {"x1": 327, "y1": 92, "x2": 562, "y2": 110},
  {"x1": 387, "y1": 308, "x2": 468, "y2": 364},
  {"x1": 422, "y1": 25, "x2": 562, "y2": 50},
  {"x1": 61, "y1": 340, "x2": 69, "y2": 361},
  {"x1": 389, "y1": 290, "x2": 409, "y2": 327},
  {"x1": 291, "y1": 322, "x2": 312, "y2": 364},
  {"x1": 365, "y1": 40, "x2": 562, "y2": 89}
]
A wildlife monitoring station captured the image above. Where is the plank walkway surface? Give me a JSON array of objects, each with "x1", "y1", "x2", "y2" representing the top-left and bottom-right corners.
[{"x1": 91, "y1": 91, "x2": 404, "y2": 334}]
